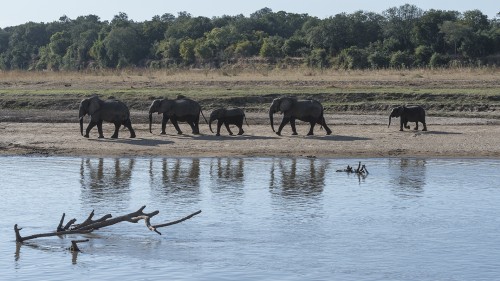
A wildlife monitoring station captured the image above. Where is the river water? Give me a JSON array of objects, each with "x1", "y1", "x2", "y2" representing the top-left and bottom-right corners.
[{"x1": 1, "y1": 156, "x2": 499, "y2": 281}]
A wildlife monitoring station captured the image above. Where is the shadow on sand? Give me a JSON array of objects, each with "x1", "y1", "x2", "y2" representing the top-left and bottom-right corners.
[{"x1": 87, "y1": 138, "x2": 174, "y2": 146}]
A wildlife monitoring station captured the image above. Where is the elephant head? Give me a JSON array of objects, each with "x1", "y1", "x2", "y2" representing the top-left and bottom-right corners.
[
  {"x1": 79, "y1": 95, "x2": 101, "y2": 136},
  {"x1": 148, "y1": 99, "x2": 168, "y2": 133},
  {"x1": 209, "y1": 108, "x2": 226, "y2": 133},
  {"x1": 269, "y1": 97, "x2": 294, "y2": 132},
  {"x1": 388, "y1": 106, "x2": 404, "y2": 128}
]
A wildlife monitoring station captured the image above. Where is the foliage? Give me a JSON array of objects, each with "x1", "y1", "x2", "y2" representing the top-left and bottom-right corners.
[{"x1": 0, "y1": 6, "x2": 498, "y2": 71}]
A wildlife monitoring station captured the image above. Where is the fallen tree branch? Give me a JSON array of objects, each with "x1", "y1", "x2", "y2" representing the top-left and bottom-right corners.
[
  {"x1": 70, "y1": 239, "x2": 90, "y2": 252},
  {"x1": 146, "y1": 210, "x2": 202, "y2": 235},
  {"x1": 336, "y1": 161, "x2": 369, "y2": 175},
  {"x1": 14, "y1": 206, "x2": 201, "y2": 243}
]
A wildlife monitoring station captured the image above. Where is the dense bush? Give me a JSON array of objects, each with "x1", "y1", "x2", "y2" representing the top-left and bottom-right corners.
[{"x1": 0, "y1": 6, "x2": 498, "y2": 70}]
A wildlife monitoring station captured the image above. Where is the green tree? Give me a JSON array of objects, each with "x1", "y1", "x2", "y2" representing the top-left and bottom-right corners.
[
  {"x1": 259, "y1": 36, "x2": 284, "y2": 59},
  {"x1": 462, "y1": 10, "x2": 490, "y2": 32},
  {"x1": 414, "y1": 45, "x2": 433, "y2": 66},
  {"x1": 440, "y1": 21, "x2": 472, "y2": 55},
  {"x1": 335, "y1": 46, "x2": 369, "y2": 69},
  {"x1": 165, "y1": 12, "x2": 213, "y2": 40},
  {"x1": 382, "y1": 4, "x2": 423, "y2": 51},
  {"x1": 49, "y1": 31, "x2": 71, "y2": 56},
  {"x1": 368, "y1": 51, "x2": 390, "y2": 68},
  {"x1": 155, "y1": 38, "x2": 181, "y2": 61},
  {"x1": 179, "y1": 38, "x2": 196, "y2": 64},
  {"x1": 102, "y1": 26, "x2": 145, "y2": 67},
  {"x1": 413, "y1": 9, "x2": 459, "y2": 53},
  {"x1": 306, "y1": 48, "x2": 328, "y2": 68},
  {"x1": 429, "y1": 52, "x2": 450, "y2": 67},
  {"x1": 390, "y1": 50, "x2": 414, "y2": 68},
  {"x1": 194, "y1": 38, "x2": 215, "y2": 63},
  {"x1": 282, "y1": 35, "x2": 308, "y2": 57},
  {"x1": 234, "y1": 40, "x2": 257, "y2": 58}
]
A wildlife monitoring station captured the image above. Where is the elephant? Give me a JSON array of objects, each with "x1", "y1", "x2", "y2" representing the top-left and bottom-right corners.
[
  {"x1": 388, "y1": 105, "x2": 427, "y2": 131},
  {"x1": 209, "y1": 108, "x2": 249, "y2": 136},
  {"x1": 269, "y1": 97, "x2": 332, "y2": 136},
  {"x1": 148, "y1": 96, "x2": 207, "y2": 135},
  {"x1": 79, "y1": 95, "x2": 136, "y2": 138}
]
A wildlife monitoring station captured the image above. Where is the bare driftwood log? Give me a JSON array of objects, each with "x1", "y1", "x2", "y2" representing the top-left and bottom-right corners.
[
  {"x1": 336, "y1": 161, "x2": 369, "y2": 175},
  {"x1": 14, "y1": 206, "x2": 201, "y2": 243}
]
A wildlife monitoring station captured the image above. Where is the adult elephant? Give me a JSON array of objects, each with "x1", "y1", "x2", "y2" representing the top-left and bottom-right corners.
[
  {"x1": 79, "y1": 95, "x2": 136, "y2": 138},
  {"x1": 148, "y1": 96, "x2": 207, "y2": 135},
  {"x1": 269, "y1": 97, "x2": 332, "y2": 136},
  {"x1": 209, "y1": 108, "x2": 248, "y2": 136},
  {"x1": 388, "y1": 105, "x2": 427, "y2": 131}
]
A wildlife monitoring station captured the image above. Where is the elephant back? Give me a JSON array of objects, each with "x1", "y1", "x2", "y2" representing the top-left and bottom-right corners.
[
  {"x1": 226, "y1": 108, "x2": 244, "y2": 117},
  {"x1": 101, "y1": 99, "x2": 131, "y2": 121},
  {"x1": 297, "y1": 99, "x2": 323, "y2": 118},
  {"x1": 172, "y1": 98, "x2": 201, "y2": 116}
]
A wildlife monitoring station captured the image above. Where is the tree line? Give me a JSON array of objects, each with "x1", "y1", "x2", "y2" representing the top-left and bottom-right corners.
[{"x1": 0, "y1": 5, "x2": 499, "y2": 71}]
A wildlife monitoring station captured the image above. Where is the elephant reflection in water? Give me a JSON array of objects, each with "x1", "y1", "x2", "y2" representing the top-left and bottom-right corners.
[
  {"x1": 208, "y1": 158, "x2": 245, "y2": 198},
  {"x1": 269, "y1": 158, "x2": 328, "y2": 197},
  {"x1": 209, "y1": 158, "x2": 244, "y2": 185},
  {"x1": 149, "y1": 158, "x2": 201, "y2": 197},
  {"x1": 80, "y1": 158, "x2": 135, "y2": 203},
  {"x1": 389, "y1": 158, "x2": 427, "y2": 197}
]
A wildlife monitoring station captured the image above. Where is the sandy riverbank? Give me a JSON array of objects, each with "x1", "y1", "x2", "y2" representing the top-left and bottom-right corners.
[{"x1": 1, "y1": 115, "x2": 499, "y2": 158}]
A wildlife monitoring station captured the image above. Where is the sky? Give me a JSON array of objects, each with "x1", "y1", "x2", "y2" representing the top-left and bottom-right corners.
[{"x1": 1, "y1": 0, "x2": 498, "y2": 28}]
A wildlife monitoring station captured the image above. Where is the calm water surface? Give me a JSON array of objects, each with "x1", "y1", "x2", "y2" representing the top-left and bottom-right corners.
[{"x1": 1, "y1": 157, "x2": 499, "y2": 281}]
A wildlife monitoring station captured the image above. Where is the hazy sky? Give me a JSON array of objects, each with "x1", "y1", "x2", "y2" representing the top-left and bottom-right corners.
[{"x1": 1, "y1": 0, "x2": 498, "y2": 28}]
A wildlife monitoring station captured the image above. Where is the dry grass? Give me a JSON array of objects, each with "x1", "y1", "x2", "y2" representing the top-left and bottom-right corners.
[{"x1": 1, "y1": 67, "x2": 499, "y2": 86}]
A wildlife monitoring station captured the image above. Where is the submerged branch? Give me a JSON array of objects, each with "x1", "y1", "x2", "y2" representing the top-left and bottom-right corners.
[
  {"x1": 336, "y1": 161, "x2": 369, "y2": 175},
  {"x1": 14, "y1": 206, "x2": 201, "y2": 243}
]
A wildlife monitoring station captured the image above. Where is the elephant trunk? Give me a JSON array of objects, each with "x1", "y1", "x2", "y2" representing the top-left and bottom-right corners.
[
  {"x1": 209, "y1": 117, "x2": 214, "y2": 133},
  {"x1": 269, "y1": 111, "x2": 275, "y2": 132},
  {"x1": 79, "y1": 117, "x2": 84, "y2": 136},
  {"x1": 388, "y1": 116, "x2": 391, "y2": 128},
  {"x1": 149, "y1": 113, "x2": 153, "y2": 133}
]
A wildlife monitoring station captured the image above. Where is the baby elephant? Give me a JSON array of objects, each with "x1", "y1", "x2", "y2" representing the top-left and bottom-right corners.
[
  {"x1": 209, "y1": 108, "x2": 249, "y2": 136},
  {"x1": 388, "y1": 105, "x2": 427, "y2": 131}
]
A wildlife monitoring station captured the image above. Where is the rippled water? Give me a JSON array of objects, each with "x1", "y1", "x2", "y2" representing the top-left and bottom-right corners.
[{"x1": 1, "y1": 157, "x2": 500, "y2": 280}]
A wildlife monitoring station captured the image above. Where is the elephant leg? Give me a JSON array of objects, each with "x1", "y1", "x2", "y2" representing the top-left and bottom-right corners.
[
  {"x1": 307, "y1": 122, "x2": 316, "y2": 136},
  {"x1": 320, "y1": 117, "x2": 332, "y2": 135},
  {"x1": 422, "y1": 121, "x2": 427, "y2": 131},
  {"x1": 111, "y1": 122, "x2": 120, "y2": 138},
  {"x1": 191, "y1": 121, "x2": 200, "y2": 134},
  {"x1": 85, "y1": 121, "x2": 97, "y2": 138},
  {"x1": 224, "y1": 122, "x2": 233, "y2": 135},
  {"x1": 96, "y1": 121, "x2": 105, "y2": 138},
  {"x1": 124, "y1": 119, "x2": 136, "y2": 138},
  {"x1": 216, "y1": 121, "x2": 223, "y2": 136},
  {"x1": 171, "y1": 120, "x2": 183, "y2": 135},
  {"x1": 161, "y1": 116, "x2": 169, "y2": 134},
  {"x1": 237, "y1": 125, "x2": 244, "y2": 135},
  {"x1": 399, "y1": 119, "x2": 404, "y2": 131},
  {"x1": 277, "y1": 117, "x2": 290, "y2": 136},
  {"x1": 290, "y1": 118, "x2": 298, "y2": 135},
  {"x1": 404, "y1": 119, "x2": 410, "y2": 129},
  {"x1": 414, "y1": 122, "x2": 419, "y2": 130}
]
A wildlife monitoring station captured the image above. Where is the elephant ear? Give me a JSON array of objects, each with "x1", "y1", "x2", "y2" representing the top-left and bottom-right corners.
[
  {"x1": 279, "y1": 98, "x2": 293, "y2": 112},
  {"x1": 88, "y1": 96, "x2": 101, "y2": 115},
  {"x1": 159, "y1": 99, "x2": 171, "y2": 113}
]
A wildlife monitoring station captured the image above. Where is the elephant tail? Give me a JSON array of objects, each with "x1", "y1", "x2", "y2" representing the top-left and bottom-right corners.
[
  {"x1": 319, "y1": 110, "x2": 325, "y2": 131},
  {"x1": 200, "y1": 109, "x2": 209, "y2": 124},
  {"x1": 244, "y1": 114, "x2": 249, "y2": 127}
]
